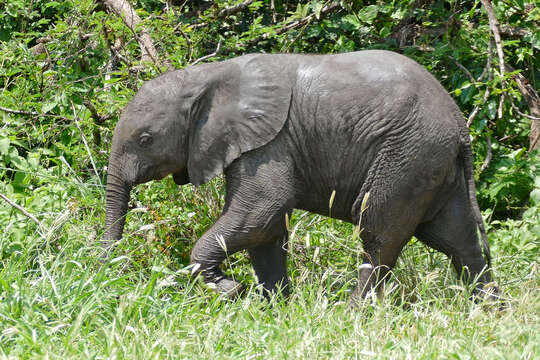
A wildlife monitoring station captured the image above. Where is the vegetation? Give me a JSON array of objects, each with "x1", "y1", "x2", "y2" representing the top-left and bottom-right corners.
[{"x1": 0, "y1": 0, "x2": 538, "y2": 357}]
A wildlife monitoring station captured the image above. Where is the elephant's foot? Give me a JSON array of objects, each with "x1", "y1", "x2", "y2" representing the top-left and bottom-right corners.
[
  {"x1": 472, "y1": 282, "x2": 505, "y2": 309},
  {"x1": 348, "y1": 263, "x2": 389, "y2": 308},
  {"x1": 212, "y1": 277, "x2": 246, "y2": 299},
  {"x1": 98, "y1": 239, "x2": 118, "y2": 263},
  {"x1": 192, "y1": 264, "x2": 245, "y2": 299}
]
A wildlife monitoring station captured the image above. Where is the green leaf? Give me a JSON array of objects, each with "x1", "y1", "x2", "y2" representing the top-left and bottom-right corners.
[
  {"x1": 379, "y1": 25, "x2": 391, "y2": 38},
  {"x1": 9, "y1": 154, "x2": 27, "y2": 170},
  {"x1": 487, "y1": 100, "x2": 497, "y2": 120},
  {"x1": 488, "y1": 182, "x2": 506, "y2": 199},
  {"x1": 41, "y1": 101, "x2": 57, "y2": 114},
  {"x1": 509, "y1": 148, "x2": 526, "y2": 161},
  {"x1": 27, "y1": 152, "x2": 40, "y2": 170},
  {"x1": 511, "y1": 0, "x2": 524, "y2": 10},
  {"x1": 0, "y1": 138, "x2": 9, "y2": 155},
  {"x1": 312, "y1": 1, "x2": 324, "y2": 20},
  {"x1": 358, "y1": 5, "x2": 379, "y2": 25},
  {"x1": 12, "y1": 171, "x2": 29, "y2": 191},
  {"x1": 530, "y1": 188, "x2": 540, "y2": 206},
  {"x1": 342, "y1": 15, "x2": 361, "y2": 30},
  {"x1": 525, "y1": 30, "x2": 540, "y2": 51}
]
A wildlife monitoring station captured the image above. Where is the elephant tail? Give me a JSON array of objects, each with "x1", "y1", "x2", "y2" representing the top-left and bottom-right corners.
[{"x1": 460, "y1": 134, "x2": 491, "y2": 268}]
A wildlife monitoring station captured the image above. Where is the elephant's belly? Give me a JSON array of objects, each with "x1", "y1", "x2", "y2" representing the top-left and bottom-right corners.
[{"x1": 294, "y1": 182, "x2": 363, "y2": 223}]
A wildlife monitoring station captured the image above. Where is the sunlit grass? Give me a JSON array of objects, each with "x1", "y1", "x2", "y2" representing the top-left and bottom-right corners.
[{"x1": 0, "y1": 177, "x2": 538, "y2": 358}]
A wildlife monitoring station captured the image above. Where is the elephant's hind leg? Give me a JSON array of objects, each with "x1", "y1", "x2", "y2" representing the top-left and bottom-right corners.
[
  {"x1": 414, "y1": 175, "x2": 494, "y2": 296},
  {"x1": 349, "y1": 221, "x2": 415, "y2": 304},
  {"x1": 349, "y1": 147, "x2": 441, "y2": 305}
]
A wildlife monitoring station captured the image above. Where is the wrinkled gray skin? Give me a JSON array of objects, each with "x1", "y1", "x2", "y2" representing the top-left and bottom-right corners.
[{"x1": 104, "y1": 50, "x2": 496, "y2": 302}]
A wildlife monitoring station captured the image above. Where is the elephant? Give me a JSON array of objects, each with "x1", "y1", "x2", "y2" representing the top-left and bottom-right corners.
[{"x1": 103, "y1": 50, "x2": 497, "y2": 303}]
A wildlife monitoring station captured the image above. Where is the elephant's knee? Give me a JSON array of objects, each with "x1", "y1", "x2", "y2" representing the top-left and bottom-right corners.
[{"x1": 190, "y1": 242, "x2": 222, "y2": 278}]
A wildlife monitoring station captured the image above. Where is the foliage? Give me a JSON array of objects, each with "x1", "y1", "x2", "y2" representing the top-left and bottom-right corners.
[{"x1": 0, "y1": 0, "x2": 539, "y2": 357}]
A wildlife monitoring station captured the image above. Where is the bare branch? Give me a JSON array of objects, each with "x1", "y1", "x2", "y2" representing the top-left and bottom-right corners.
[
  {"x1": 480, "y1": 0, "x2": 507, "y2": 123},
  {"x1": 480, "y1": 136, "x2": 492, "y2": 173},
  {"x1": 270, "y1": 0, "x2": 277, "y2": 23},
  {"x1": 236, "y1": 2, "x2": 342, "y2": 49},
  {"x1": 0, "y1": 106, "x2": 40, "y2": 116},
  {"x1": 467, "y1": 41, "x2": 493, "y2": 128},
  {"x1": 449, "y1": 56, "x2": 475, "y2": 83},
  {"x1": 500, "y1": 25, "x2": 530, "y2": 38},
  {"x1": 0, "y1": 106, "x2": 71, "y2": 122},
  {"x1": 83, "y1": 100, "x2": 112, "y2": 147},
  {"x1": 498, "y1": 93, "x2": 505, "y2": 120},
  {"x1": 467, "y1": 87, "x2": 491, "y2": 127},
  {"x1": 83, "y1": 100, "x2": 111, "y2": 125},
  {"x1": 100, "y1": 0, "x2": 160, "y2": 66},
  {"x1": 0, "y1": 192, "x2": 45, "y2": 232},
  {"x1": 480, "y1": 0, "x2": 505, "y2": 81},
  {"x1": 477, "y1": 40, "x2": 493, "y2": 82},
  {"x1": 510, "y1": 102, "x2": 540, "y2": 120},
  {"x1": 506, "y1": 64, "x2": 540, "y2": 150},
  {"x1": 217, "y1": 0, "x2": 254, "y2": 18},
  {"x1": 173, "y1": 23, "x2": 192, "y2": 63},
  {"x1": 191, "y1": 39, "x2": 222, "y2": 66}
]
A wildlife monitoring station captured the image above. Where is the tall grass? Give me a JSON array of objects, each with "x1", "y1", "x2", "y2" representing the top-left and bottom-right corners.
[{"x1": 0, "y1": 177, "x2": 538, "y2": 359}]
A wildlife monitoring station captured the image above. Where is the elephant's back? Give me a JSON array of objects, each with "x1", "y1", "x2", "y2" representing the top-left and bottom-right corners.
[
  {"x1": 284, "y1": 50, "x2": 463, "y2": 221},
  {"x1": 292, "y1": 49, "x2": 463, "y2": 150}
]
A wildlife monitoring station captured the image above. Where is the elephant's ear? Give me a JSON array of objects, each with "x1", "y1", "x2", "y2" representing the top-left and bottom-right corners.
[{"x1": 187, "y1": 55, "x2": 292, "y2": 185}]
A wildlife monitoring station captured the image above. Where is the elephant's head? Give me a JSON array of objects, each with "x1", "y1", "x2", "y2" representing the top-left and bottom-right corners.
[{"x1": 103, "y1": 55, "x2": 293, "y2": 244}]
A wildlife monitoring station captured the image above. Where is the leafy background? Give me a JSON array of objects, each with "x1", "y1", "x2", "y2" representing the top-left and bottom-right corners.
[{"x1": 0, "y1": 0, "x2": 539, "y2": 358}]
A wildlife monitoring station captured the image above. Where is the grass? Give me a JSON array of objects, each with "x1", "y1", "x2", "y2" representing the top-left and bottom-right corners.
[{"x1": 0, "y1": 177, "x2": 539, "y2": 359}]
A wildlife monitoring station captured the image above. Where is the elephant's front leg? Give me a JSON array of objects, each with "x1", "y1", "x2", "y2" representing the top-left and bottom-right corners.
[
  {"x1": 190, "y1": 152, "x2": 295, "y2": 298},
  {"x1": 189, "y1": 215, "x2": 252, "y2": 297},
  {"x1": 190, "y1": 206, "x2": 292, "y2": 298}
]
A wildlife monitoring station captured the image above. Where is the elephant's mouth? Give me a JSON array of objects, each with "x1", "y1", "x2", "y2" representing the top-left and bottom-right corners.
[
  {"x1": 134, "y1": 164, "x2": 166, "y2": 185},
  {"x1": 135, "y1": 164, "x2": 188, "y2": 185}
]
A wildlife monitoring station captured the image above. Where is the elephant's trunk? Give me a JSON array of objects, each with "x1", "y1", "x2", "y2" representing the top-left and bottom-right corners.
[{"x1": 103, "y1": 162, "x2": 132, "y2": 249}]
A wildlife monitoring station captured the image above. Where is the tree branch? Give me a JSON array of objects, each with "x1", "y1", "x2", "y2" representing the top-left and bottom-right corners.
[
  {"x1": 0, "y1": 106, "x2": 40, "y2": 117},
  {"x1": 188, "y1": 0, "x2": 254, "y2": 28},
  {"x1": 173, "y1": 24, "x2": 192, "y2": 62},
  {"x1": 0, "y1": 192, "x2": 45, "y2": 232},
  {"x1": 477, "y1": 40, "x2": 493, "y2": 82},
  {"x1": 500, "y1": 25, "x2": 530, "y2": 38},
  {"x1": 467, "y1": 87, "x2": 491, "y2": 128},
  {"x1": 236, "y1": 2, "x2": 342, "y2": 49},
  {"x1": 217, "y1": 0, "x2": 254, "y2": 18},
  {"x1": 506, "y1": 65, "x2": 540, "y2": 150},
  {"x1": 270, "y1": 0, "x2": 277, "y2": 23},
  {"x1": 100, "y1": 0, "x2": 160, "y2": 66},
  {"x1": 480, "y1": 135, "x2": 492, "y2": 173},
  {"x1": 191, "y1": 39, "x2": 222, "y2": 66},
  {"x1": 0, "y1": 106, "x2": 71, "y2": 122},
  {"x1": 72, "y1": 102, "x2": 102, "y2": 184},
  {"x1": 467, "y1": 42, "x2": 493, "y2": 128},
  {"x1": 449, "y1": 56, "x2": 475, "y2": 83},
  {"x1": 480, "y1": 0, "x2": 505, "y2": 81},
  {"x1": 83, "y1": 100, "x2": 112, "y2": 147},
  {"x1": 481, "y1": 0, "x2": 506, "y2": 120},
  {"x1": 83, "y1": 100, "x2": 111, "y2": 125}
]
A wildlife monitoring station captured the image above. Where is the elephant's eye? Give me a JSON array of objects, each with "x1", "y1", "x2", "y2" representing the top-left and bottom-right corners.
[{"x1": 139, "y1": 132, "x2": 153, "y2": 147}]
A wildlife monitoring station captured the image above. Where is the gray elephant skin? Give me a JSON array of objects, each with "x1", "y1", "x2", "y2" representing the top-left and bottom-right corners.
[{"x1": 104, "y1": 50, "x2": 496, "y2": 302}]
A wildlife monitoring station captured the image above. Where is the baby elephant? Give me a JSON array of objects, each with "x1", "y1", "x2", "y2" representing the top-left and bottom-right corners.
[{"x1": 103, "y1": 50, "x2": 497, "y2": 302}]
